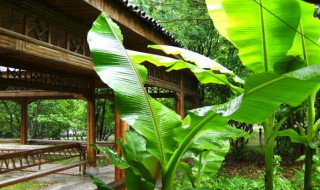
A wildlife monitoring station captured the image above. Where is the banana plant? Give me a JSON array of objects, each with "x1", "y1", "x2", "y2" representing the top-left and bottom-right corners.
[
  {"x1": 127, "y1": 50, "x2": 243, "y2": 94},
  {"x1": 284, "y1": 1, "x2": 320, "y2": 189},
  {"x1": 206, "y1": 0, "x2": 319, "y2": 189},
  {"x1": 88, "y1": 11, "x2": 320, "y2": 190},
  {"x1": 88, "y1": 13, "x2": 245, "y2": 189}
]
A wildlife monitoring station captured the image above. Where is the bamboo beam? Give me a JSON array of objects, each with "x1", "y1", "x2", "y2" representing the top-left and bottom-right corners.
[
  {"x1": 0, "y1": 90, "x2": 85, "y2": 100},
  {"x1": 0, "y1": 78, "x2": 88, "y2": 95},
  {"x1": 0, "y1": 28, "x2": 92, "y2": 66},
  {"x1": 146, "y1": 77, "x2": 180, "y2": 93},
  {"x1": 101, "y1": 0, "x2": 174, "y2": 49}
]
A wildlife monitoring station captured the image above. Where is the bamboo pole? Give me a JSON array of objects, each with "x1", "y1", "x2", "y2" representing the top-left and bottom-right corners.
[
  {"x1": 115, "y1": 110, "x2": 121, "y2": 180},
  {"x1": 20, "y1": 99, "x2": 28, "y2": 145},
  {"x1": 87, "y1": 84, "x2": 96, "y2": 167}
]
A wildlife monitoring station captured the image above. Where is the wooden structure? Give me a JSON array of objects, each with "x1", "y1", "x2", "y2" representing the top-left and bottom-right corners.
[
  {"x1": 0, "y1": 143, "x2": 87, "y2": 188},
  {"x1": 0, "y1": 0, "x2": 199, "y2": 186}
]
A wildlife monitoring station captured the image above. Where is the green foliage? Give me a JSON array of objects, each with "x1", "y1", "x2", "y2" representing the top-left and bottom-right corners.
[
  {"x1": 0, "y1": 179, "x2": 49, "y2": 190},
  {"x1": 88, "y1": 13, "x2": 181, "y2": 167},
  {"x1": 96, "y1": 99, "x2": 115, "y2": 141},
  {"x1": 207, "y1": 0, "x2": 301, "y2": 73},
  {"x1": 89, "y1": 175, "x2": 113, "y2": 190},
  {"x1": 0, "y1": 98, "x2": 115, "y2": 141},
  {"x1": 88, "y1": 12, "x2": 248, "y2": 189},
  {"x1": 92, "y1": 144, "x2": 130, "y2": 169},
  {"x1": 128, "y1": 49, "x2": 242, "y2": 93},
  {"x1": 197, "y1": 175, "x2": 264, "y2": 190},
  {"x1": 130, "y1": 0, "x2": 249, "y2": 105},
  {"x1": 294, "y1": 153, "x2": 320, "y2": 188},
  {"x1": 88, "y1": 0, "x2": 320, "y2": 189},
  {"x1": 28, "y1": 100, "x2": 87, "y2": 140},
  {"x1": 0, "y1": 101, "x2": 20, "y2": 138},
  {"x1": 175, "y1": 174, "x2": 297, "y2": 190}
]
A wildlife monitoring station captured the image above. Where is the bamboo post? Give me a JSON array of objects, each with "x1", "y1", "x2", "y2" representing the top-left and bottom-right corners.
[
  {"x1": 175, "y1": 92, "x2": 181, "y2": 115},
  {"x1": 86, "y1": 83, "x2": 96, "y2": 168},
  {"x1": 175, "y1": 74, "x2": 185, "y2": 118},
  {"x1": 115, "y1": 110, "x2": 121, "y2": 180},
  {"x1": 114, "y1": 109, "x2": 128, "y2": 180},
  {"x1": 19, "y1": 99, "x2": 28, "y2": 145},
  {"x1": 120, "y1": 120, "x2": 127, "y2": 179},
  {"x1": 192, "y1": 81, "x2": 200, "y2": 109}
]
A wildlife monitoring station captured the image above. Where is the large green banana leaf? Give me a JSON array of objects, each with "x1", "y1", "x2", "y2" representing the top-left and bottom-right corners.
[
  {"x1": 166, "y1": 65, "x2": 320, "y2": 180},
  {"x1": 87, "y1": 13, "x2": 181, "y2": 165},
  {"x1": 148, "y1": 45, "x2": 232, "y2": 73},
  {"x1": 192, "y1": 146, "x2": 229, "y2": 181},
  {"x1": 223, "y1": 65, "x2": 320, "y2": 123},
  {"x1": 118, "y1": 131, "x2": 160, "y2": 190},
  {"x1": 164, "y1": 63, "x2": 320, "y2": 187},
  {"x1": 92, "y1": 144, "x2": 130, "y2": 169},
  {"x1": 175, "y1": 106, "x2": 247, "y2": 182},
  {"x1": 279, "y1": 1, "x2": 320, "y2": 145},
  {"x1": 206, "y1": 0, "x2": 301, "y2": 73},
  {"x1": 288, "y1": 1, "x2": 320, "y2": 66},
  {"x1": 127, "y1": 50, "x2": 243, "y2": 93},
  {"x1": 148, "y1": 45, "x2": 244, "y2": 84}
]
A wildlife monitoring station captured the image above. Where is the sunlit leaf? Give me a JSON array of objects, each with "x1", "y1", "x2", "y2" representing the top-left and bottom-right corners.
[
  {"x1": 88, "y1": 13, "x2": 181, "y2": 165},
  {"x1": 219, "y1": 65, "x2": 320, "y2": 123},
  {"x1": 92, "y1": 144, "x2": 129, "y2": 169},
  {"x1": 277, "y1": 129, "x2": 308, "y2": 144},
  {"x1": 206, "y1": 0, "x2": 301, "y2": 73},
  {"x1": 288, "y1": 1, "x2": 320, "y2": 67},
  {"x1": 127, "y1": 50, "x2": 243, "y2": 93},
  {"x1": 89, "y1": 175, "x2": 113, "y2": 190}
]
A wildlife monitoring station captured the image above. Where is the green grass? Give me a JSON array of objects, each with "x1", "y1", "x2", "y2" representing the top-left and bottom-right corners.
[
  {"x1": 51, "y1": 156, "x2": 80, "y2": 165},
  {"x1": 1, "y1": 180, "x2": 50, "y2": 190}
]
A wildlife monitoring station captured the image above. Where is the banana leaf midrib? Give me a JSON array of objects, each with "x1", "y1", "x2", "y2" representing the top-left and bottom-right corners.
[
  {"x1": 114, "y1": 26, "x2": 166, "y2": 166},
  {"x1": 299, "y1": 24, "x2": 309, "y2": 65},
  {"x1": 245, "y1": 75, "x2": 284, "y2": 96},
  {"x1": 257, "y1": 0, "x2": 269, "y2": 72},
  {"x1": 94, "y1": 14, "x2": 167, "y2": 165}
]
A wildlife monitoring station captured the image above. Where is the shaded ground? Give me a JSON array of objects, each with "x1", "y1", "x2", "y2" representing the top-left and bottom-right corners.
[{"x1": 221, "y1": 162, "x2": 301, "y2": 179}]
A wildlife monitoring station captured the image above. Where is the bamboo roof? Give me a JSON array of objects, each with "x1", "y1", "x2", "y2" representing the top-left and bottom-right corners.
[{"x1": 0, "y1": 0, "x2": 198, "y2": 100}]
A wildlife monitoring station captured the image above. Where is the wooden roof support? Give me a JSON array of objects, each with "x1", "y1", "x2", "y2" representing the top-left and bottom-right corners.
[
  {"x1": 114, "y1": 109, "x2": 127, "y2": 181},
  {"x1": 90, "y1": 0, "x2": 176, "y2": 52},
  {"x1": 114, "y1": 110, "x2": 121, "y2": 181},
  {"x1": 0, "y1": 90, "x2": 86, "y2": 101},
  {"x1": 86, "y1": 81, "x2": 96, "y2": 168},
  {"x1": 18, "y1": 99, "x2": 28, "y2": 145},
  {"x1": 175, "y1": 75, "x2": 185, "y2": 118}
]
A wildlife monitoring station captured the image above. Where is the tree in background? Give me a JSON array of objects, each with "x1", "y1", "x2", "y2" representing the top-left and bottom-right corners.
[
  {"x1": 95, "y1": 99, "x2": 115, "y2": 141},
  {"x1": 0, "y1": 99, "x2": 115, "y2": 141},
  {"x1": 130, "y1": 0, "x2": 250, "y2": 106},
  {"x1": 0, "y1": 101, "x2": 20, "y2": 138}
]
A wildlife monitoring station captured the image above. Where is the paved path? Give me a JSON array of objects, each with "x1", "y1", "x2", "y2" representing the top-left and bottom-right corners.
[
  {"x1": 41, "y1": 165, "x2": 114, "y2": 190},
  {"x1": 0, "y1": 164, "x2": 115, "y2": 190}
]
